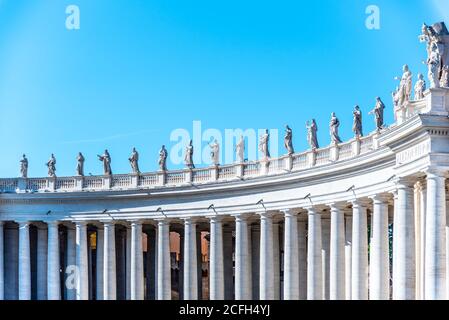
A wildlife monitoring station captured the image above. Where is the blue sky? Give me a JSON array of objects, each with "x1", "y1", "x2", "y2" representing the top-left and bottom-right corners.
[{"x1": 0, "y1": 0, "x2": 448, "y2": 177}]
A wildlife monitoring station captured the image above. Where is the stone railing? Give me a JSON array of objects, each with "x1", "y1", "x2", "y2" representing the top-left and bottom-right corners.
[{"x1": 0, "y1": 133, "x2": 377, "y2": 193}]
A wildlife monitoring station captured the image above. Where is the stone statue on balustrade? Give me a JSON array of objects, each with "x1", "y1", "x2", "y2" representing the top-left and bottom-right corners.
[
  {"x1": 329, "y1": 113, "x2": 342, "y2": 144},
  {"x1": 394, "y1": 64, "x2": 413, "y2": 107},
  {"x1": 236, "y1": 135, "x2": 245, "y2": 163},
  {"x1": 369, "y1": 97, "x2": 385, "y2": 132},
  {"x1": 76, "y1": 152, "x2": 85, "y2": 176},
  {"x1": 46, "y1": 154, "x2": 56, "y2": 177},
  {"x1": 158, "y1": 145, "x2": 168, "y2": 171},
  {"x1": 98, "y1": 149, "x2": 112, "y2": 175},
  {"x1": 352, "y1": 105, "x2": 363, "y2": 138},
  {"x1": 284, "y1": 125, "x2": 294, "y2": 155},
  {"x1": 414, "y1": 73, "x2": 426, "y2": 100},
  {"x1": 184, "y1": 140, "x2": 195, "y2": 169},
  {"x1": 259, "y1": 129, "x2": 270, "y2": 159},
  {"x1": 425, "y1": 42, "x2": 442, "y2": 88},
  {"x1": 306, "y1": 119, "x2": 319, "y2": 150},
  {"x1": 20, "y1": 154, "x2": 28, "y2": 178},
  {"x1": 209, "y1": 139, "x2": 220, "y2": 166},
  {"x1": 129, "y1": 147, "x2": 140, "y2": 174},
  {"x1": 441, "y1": 65, "x2": 449, "y2": 88}
]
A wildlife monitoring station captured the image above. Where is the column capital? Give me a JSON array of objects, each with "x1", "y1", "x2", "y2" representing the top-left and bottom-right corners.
[
  {"x1": 233, "y1": 213, "x2": 251, "y2": 221},
  {"x1": 351, "y1": 199, "x2": 370, "y2": 208},
  {"x1": 208, "y1": 215, "x2": 225, "y2": 223},
  {"x1": 182, "y1": 217, "x2": 201, "y2": 224},
  {"x1": 369, "y1": 193, "x2": 391, "y2": 203},
  {"x1": 127, "y1": 220, "x2": 143, "y2": 226},
  {"x1": 327, "y1": 202, "x2": 347, "y2": 211},
  {"x1": 280, "y1": 208, "x2": 299, "y2": 216},
  {"x1": 394, "y1": 176, "x2": 416, "y2": 188},
  {"x1": 74, "y1": 221, "x2": 88, "y2": 227},
  {"x1": 424, "y1": 166, "x2": 448, "y2": 178},
  {"x1": 16, "y1": 221, "x2": 30, "y2": 227}
]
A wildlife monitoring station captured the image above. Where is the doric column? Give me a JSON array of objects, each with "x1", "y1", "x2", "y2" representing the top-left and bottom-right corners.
[
  {"x1": 344, "y1": 214, "x2": 352, "y2": 300},
  {"x1": 425, "y1": 169, "x2": 446, "y2": 300},
  {"x1": 329, "y1": 203, "x2": 345, "y2": 300},
  {"x1": 96, "y1": 227, "x2": 104, "y2": 300},
  {"x1": 157, "y1": 219, "x2": 171, "y2": 300},
  {"x1": 66, "y1": 226, "x2": 76, "y2": 300},
  {"x1": 183, "y1": 218, "x2": 198, "y2": 300},
  {"x1": 130, "y1": 221, "x2": 144, "y2": 300},
  {"x1": 259, "y1": 212, "x2": 274, "y2": 300},
  {"x1": 75, "y1": 221, "x2": 89, "y2": 300},
  {"x1": 234, "y1": 214, "x2": 251, "y2": 300},
  {"x1": 0, "y1": 222, "x2": 3, "y2": 300},
  {"x1": 18, "y1": 222, "x2": 31, "y2": 300},
  {"x1": 283, "y1": 210, "x2": 299, "y2": 300},
  {"x1": 369, "y1": 195, "x2": 390, "y2": 300},
  {"x1": 209, "y1": 216, "x2": 224, "y2": 300},
  {"x1": 103, "y1": 221, "x2": 116, "y2": 300},
  {"x1": 307, "y1": 207, "x2": 322, "y2": 300},
  {"x1": 321, "y1": 216, "x2": 330, "y2": 300},
  {"x1": 298, "y1": 218, "x2": 307, "y2": 300},
  {"x1": 351, "y1": 200, "x2": 368, "y2": 300},
  {"x1": 47, "y1": 221, "x2": 61, "y2": 300},
  {"x1": 36, "y1": 225, "x2": 48, "y2": 300}
]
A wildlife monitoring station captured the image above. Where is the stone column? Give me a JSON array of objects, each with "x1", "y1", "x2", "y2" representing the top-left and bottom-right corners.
[
  {"x1": 298, "y1": 218, "x2": 307, "y2": 300},
  {"x1": 223, "y1": 225, "x2": 234, "y2": 300},
  {"x1": 425, "y1": 169, "x2": 446, "y2": 300},
  {"x1": 157, "y1": 220, "x2": 171, "y2": 300},
  {"x1": 96, "y1": 227, "x2": 104, "y2": 300},
  {"x1": 0, "y1": 222, "x2": 3, "y2": 300},
  {"x1": 329, "y1": 203, "x2": 345, "y2": 300},
  {"x1": 283, "y1": 210, "x2": 299, "y2": 300},
  {"x1": 18, "y1": 222, "x2": 31, "y2": 300},
  {"x1": 36, "y1": 225, "x2": 48, "y2": 300},
  {"x1": 130, "y1": 221, "x2": 144, "y2": 300},
  {"x1": 66, "y1": 226, "x2": 76, "y2": 300},
  {"x1": 273, "y1": 222, "x2": 280, "y2": 300},
  {"x1": 307, "y1": 207, "x2": 322, "y2": 300},
  {"x1": 321, "y1": 216, "x2": 330, "y2": 300},
  {"x1": 351, "y1": 200, "x2": 368, "y2": 300},
  {"x1": 75, "y1": 221, "x2": 89, "y2": 300},
  {"x1": 47, "y1": 221, "x2": 61, "y2": 300},
  {"x1": 345, "y1": 215, "x2": 352, "y2": 300},
  {"x1": 183, "y1": 218, "x2": 198, "y2": 300},
  {"x1": 369, "y1": 195, "x2": 390, "y2": 300},
  {"x1": 209, "y1": 216, "x2": 224, "y2": 300},
  {"x1": 103, "y1": 222, "x2": 117, "y2": 300},
  {"x1": 234, "y1": 214, "x2": 251, "y2": 300},
  {"x1": 259, "y1": 212, "x2": 274, "y2": 300}
]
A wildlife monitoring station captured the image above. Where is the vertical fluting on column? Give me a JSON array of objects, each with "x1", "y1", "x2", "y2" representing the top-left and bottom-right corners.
[
  {"x1": 369, "y1": 195, "x2": 390, "y2": 300},
  {"x1": 130, "y1": 221, "x2": 144, "y2": 300},
  {"x1": 223, "y1": 224, "x2": 234, "y2": 300},
  {"x1": 209, "y1": 216, "x2": 224, "y2": 300},
  {"x1": 157, "y1": 219, "x2": 171, "y2": 300},
  {"x1": 183, "y1": 218, "x2": 198, "y2": 300},
  {"x1": 321, "y1": 216, "x2": 330, "y2": 300},
  {"x1": 424, "y1": 169, "x2": 446, "y2": 300},
  {"x1": 234, "y1": 214, "x2": 251, "y2": 300},
  {"x1": 66, "y1": 226, "x2": 76, "y2": 300},
  {"x1": 96, "y1": 227, "x2": 104, "y2": 300},
  {"x1": 351, "y1": 200, "x2": 368, "y2": 300},
  {"x1": 329, "y1": 203, "x2": 345, "y2": 300},
  {"x1": 0, "y1": 222, "x2": 3, "y2": 300},
  {"x1": 393, "y1": 177, "x2": 416, "y2": 300},
  {"x1": 75, "y1": 221, "x2": 89, "y2": 300},
  {"x1": 344, "y1": 214, "x2": 352, "y2": 300},
  {"x1": 298, "y1": 218, "x2": 307, "y2": 300},
  {"x1": 259, "y1": 212, "x2": 274, "y2": 300},
  {"x1": 36, "y1": 225, "x2": 48, "y2": 300},
  {"x1": 273, "y1": 221, "x2": 280, "y2": 300},
  {"x1": 47, "y1": 221, "x2": 61, "y2": 300},
  {"x1": 103, "y1": 222, "x2": 117, "y2": 300},
  {"x1": 18, "y1": 222, "x2": 31, "y2": 300},
  {"x1": 283, "y1": 210, "x2": 299, "y2": 300},
  {"x1": 307, "y1": 207, "x2": 322, "y2": 300}
]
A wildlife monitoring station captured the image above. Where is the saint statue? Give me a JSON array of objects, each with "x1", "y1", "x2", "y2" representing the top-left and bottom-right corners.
[
  {"x1": 329, "y1": 112, "x2": 342, "y2": 144},
  {"x1": 352, "y1": 105, "x2": 363, "y2": 137},
  {"x1": 129, "y1": 147, "x2": 140, "y2": 174},
  {"x1": 46, "y1": 153, "x2": 56, "y2": 177},
  {"x1": 284, "y1": 125, "x2": 294, "y2": 155},
  {"x1": 369, "y1": 97, "x2": 385, "y2": 132},
  {"x1": 20, "y1": 154, "x2": 28, "y2": 178},
  {"x1": 441, "y1": 65, "x2": 449, "y2": 88},
  {"x1": 259, "y1": 129, "x2": 270, "y2": 159},
  {"x1": 98, "y1": 149, "x2": 112, "y2": 175},
  {"x1": 306, "y1": 119, "x2": 319, "y2": 150},
  {"x1": 414, "y1": 73, "x2": 426, "y2": 100},
  {"x1": 426, "y1": 42, "x2": 442, "y2": 88},
  {"x1": 184, "y1": 140, "x2": 195, "y2": 169},
  {"x1": 236, "y1": 135, "x2": 245, "y2": 163},
  {"x1": 394, "y1": 64, "x2": 413, "y2": 106},
  {"x1": 158, "y1": 145, "x2": 168, "y2": 171},
  {"x1": 209, "y1": 139, "x2": 220, "y2": 166},
  {"x1": 76, "y1": 152, "x2": 85, "y2": 176}
]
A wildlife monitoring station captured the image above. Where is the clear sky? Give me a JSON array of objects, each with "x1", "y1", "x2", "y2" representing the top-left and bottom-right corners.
[{"x1": 0, "y1": 0, "x2": 448, "y2": 177}]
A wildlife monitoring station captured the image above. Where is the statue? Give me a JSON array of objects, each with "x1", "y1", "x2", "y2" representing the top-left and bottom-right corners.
[
  {"x1": 441, "y1": 65, "x2": 449, "y2": 87},
  {"x1": 209, "y1": 139, "x2": 220, "y2": 166},
  {"x1": 352, "y1": 105, "x2": 363, "y2": 138},
  {"x1": 394, "y1": 64, "x2": 413, "y2": 106},
  {"x1": 20, "y1": 154, "x2": 28, "y2": 178},
  {"x1": 329, "y1": 112, "x2": 342, "y2": 144},
  {"x1": 184, "y1": 140, "x2": 194, "y2": 169},
  {"x1": 76, "y1": 152, "x2": 85, "y2": 176},
  {"x1": 129, "y1": 147, "x2": 140, "y2": 174},
  {"x1": 158, "y1": 145, "x2": 168, "y2": 171},
  {"x1": 259, "y1": 129, "x2": 270, "y2": 159},
  {"x1": 236, "y1": 135, "x2": 245, "y2": 163},
  {"x1": 414, "y1": 73, "x2": 426, "y2": 100},
  {"x1": 306, "y1": 119, "x2": 319, "y2": 150},
  {"x1": 284, "y1": 125, "x2": 294, "y2": 154},
  {"x1": 46, "y1": 153, "x2": 56, "y2": 177},
  {"x1": 426, "y1": 42, "x2": 442, "y2": 88},
  {"x1": 369, "y1": 97, "x2": 385, "y2": 132},
  {"x1": 392, "y1": 86, "x2": 400, "y2": 110},
  {"x1": 98, "y1": 149, "x2": 112, "y2": 175}
]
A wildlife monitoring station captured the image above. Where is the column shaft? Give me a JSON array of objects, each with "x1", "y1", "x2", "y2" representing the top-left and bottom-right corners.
[
  {"x1": 75, "y1": 222, "x2": 89, "y2": 300},
  {"x1": 96, "y1": 228, "x2": 104, "y2": 300},
  {"x1": 66, "y1": 227, "x2": 76, "y2": 300},
  {"x1": 259, "y1": 213, "x2": 274, "y2": 300},
  {"x1": 283, "y1": 211, "x2": 299, "y2": 300},
  {"x1": 103, "y1": 222, "x2": 117, "y2": 300},
  {"x1": 157, "y1": 220, "x2": 171, "y2": 300},
  {"x1": 47, "y1": 221, "x2": 61, "y2": 300},
  {"x1": 307, "y1": 208, "x2": 322, "y2": 300},
  {"x1": 209, "y1": 217, "x2": 224, "y2": 300},
  {"x1": 234, "y1": 215, "x2": 251, "y2": 300},
  {"x1": 18, "y1": 222, "x2": 31, "y2": 300},
  {"x1": 351, "y1": 201, "x2": 368, "y2": 300},
  {"x1": 130, "y1": 221, "x2": 144, "y2": 300},
  {"x1": 183, "y1": 219, "x2": 198, "y2": 300},
  {"x1": 329, "y1": 205, "x2": 345, "y2": 300},
  {"x1": 345, "y1": 216, "x2": 352, "y2": 300}
]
